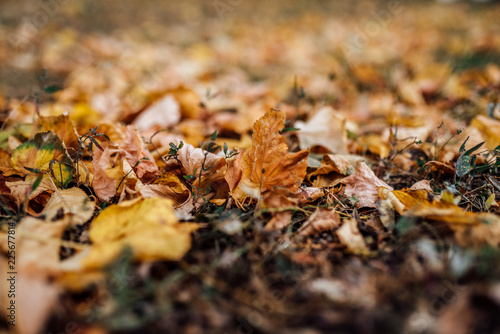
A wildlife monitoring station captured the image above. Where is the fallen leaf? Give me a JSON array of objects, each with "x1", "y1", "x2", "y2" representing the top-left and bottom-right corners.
[
  {"x1": 309, "y1": 154, "x2": 365, "y2": 187},
  {"x1": 91, "y1": 141, "x2": 123, "y2": 201},
  {"x1": 165, "y1": 141, "x2": 226, "y2": 193},
  {"x1": 336, "y1": 218, "x2": 369, "y2": 254},
  {"x1": 119, "y1": 126, "x2": 159, "y2": 183},
  {"x1": 11, "y1": 132, "x2": 73, "y2": 188},
  {"x1": 140, "y1": 173, "x2": 191, "y2": 207},
  {"x1": 341, "y1": 162, "x2": 393, "y2": 208},
  {"x1": 32, "y1": 112, "x2": 80, "y2": 157},
  {"x1": 133, "y1": 94, "x2": 181, "y2": 131},
  {"x1": 294, "y1": 186, "x2": 325, "y2": 204},
  {"x1": 82, "y1": 197, "x2": 199, "y2": 269},
  {"x1": 225, "y1": 150, "x2": 243, "y2": 192},
  {"x1": 40, "y1": 187, "x2": 95, "y2": 225},
  {"x1": 6, "y1": 177, "x2": 54, "y2": 216},
  {"x1": 234, "y1": 108, "x2": 309, "y2": 200},
  {"x1": 296, "y1": 106, "x2": 348, "y2": 153},
  {"x1": 299, "y1": 208, "x2": 341, "y2": 237}
]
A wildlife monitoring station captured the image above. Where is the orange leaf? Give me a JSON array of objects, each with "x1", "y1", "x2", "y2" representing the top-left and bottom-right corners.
[{"x1": 234, "y1": 108, "x2": 309, "y2": 200}]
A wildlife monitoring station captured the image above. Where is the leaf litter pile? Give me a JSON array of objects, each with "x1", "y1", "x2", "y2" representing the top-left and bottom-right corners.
[{"x1": 2, "y1": 1, "x2": 500, "y2": 333}]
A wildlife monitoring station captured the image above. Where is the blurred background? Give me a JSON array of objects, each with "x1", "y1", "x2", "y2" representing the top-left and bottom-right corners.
[{"x1": 1, "y1": 0, "x2": 499, "y2": 105}]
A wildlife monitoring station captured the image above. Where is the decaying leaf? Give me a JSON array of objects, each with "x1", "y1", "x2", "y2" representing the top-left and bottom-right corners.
[
  {"x1": 410, "y1": 179, "x2": 433, "y2": 192},
  {"x1": 341, "y1": 162, "x2": 393, "y2": 208},
  {"x1": 40, "y1": 187, "x2": 95, "y2": 225},
  {"x1": 225, "y1": 150, "x2": 243, "y2": 192},
  {"x1": 11, "y1": 132, "x2": 73, "y2": 188},
  {"x1": 166, "y1": 141, "x2": 226, "y2": 190},
  {"x1": 119, "y1": 125, "x2": 159, "y2": 183},
  {"x1": 91, "y1": 141, "x2": 123, "y2": 201},
  {"x1": 234, "y1": 108, "x2": 309, "y2": 200},
  {"x1": 6, "y1": 177, "x2": 55, "y2": 215}
]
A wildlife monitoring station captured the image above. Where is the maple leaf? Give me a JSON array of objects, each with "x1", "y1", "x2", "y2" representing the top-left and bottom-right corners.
[{"x1": 233, "y1": 108, "x2": 309, "y2": 200}]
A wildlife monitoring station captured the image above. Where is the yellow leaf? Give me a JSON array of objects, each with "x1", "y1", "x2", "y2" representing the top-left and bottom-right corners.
[{"x1": 82, "y1": 197, "x2": 198, "y2": 269}]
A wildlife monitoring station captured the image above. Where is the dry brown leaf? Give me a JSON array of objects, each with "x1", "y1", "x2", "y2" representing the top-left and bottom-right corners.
[
  {"x1": 40, "y1": 187, "x2": 95, "y2": 225},
  {"x1": 166, "y1": 141, "x2": 226, "y2": 191},
  {"x1": 133, "y1": 94, "x2": 181, "y2": 131},
  {"x1": 6, "y1": 178, "x2": 54, "y2": 216},
  {"x1": 233, "y1": 108, "x2": 309, "y2": 200},
  {"x1": 140, "y1": 173, "x2": 191, "y2": 207},
  {"x1": 116, "y1": 159, "x2": 144, "y2": 202},
  {"x1": 296, "y1": 106, "x2": 348, "y2": 153},
  {"x1": 341, "y1": 162, "x2": 393, "y2": 208},
  {"x1": 336, "y1": 218, "x2": 368, "y2": 254},
  {"x1": 294, "y1": 186, "x2": 325, "y2": 204},
  {"x1": 410, "y1": 180, "x2": 433, "y2": 192},
  {"x1": 91, "y1": 141, "x2": 123, "y2": 201},
  {"x1": 309, "y1": 154, "x2": 365, "y2": 187},
  {"x1": 225, "y1": 150, "x2": 243, "y2": 193},
  {"x1": 299, "y1": 208, "x2": 341, "y2": 237},
  {"x1": 119, "y1": 126, "x2": 159, "y2": 183},
  {"x1": 0, "y1": 175, "x2": 16, "y2": 210}
]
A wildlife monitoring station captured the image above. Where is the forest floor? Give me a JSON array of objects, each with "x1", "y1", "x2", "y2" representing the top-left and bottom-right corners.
[{"x1": 2, "y1": 1, "x2": 500, "y2": 333}]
